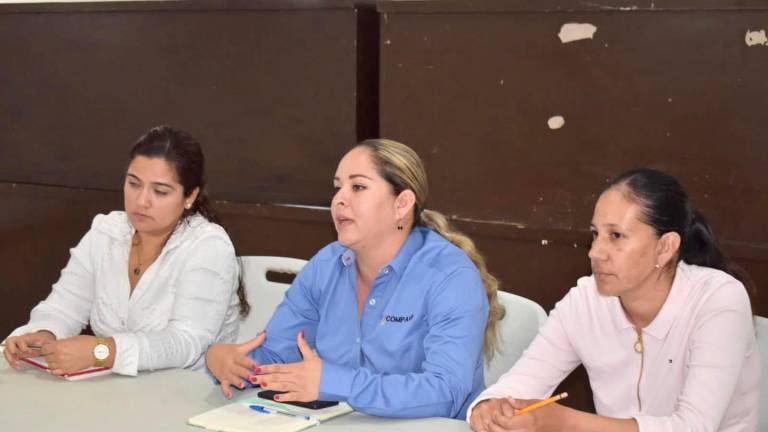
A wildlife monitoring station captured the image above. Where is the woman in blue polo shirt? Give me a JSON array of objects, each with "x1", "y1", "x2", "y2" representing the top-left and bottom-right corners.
[{"x1": 206, "y1": 139, "x2": 504, "y2": 419}]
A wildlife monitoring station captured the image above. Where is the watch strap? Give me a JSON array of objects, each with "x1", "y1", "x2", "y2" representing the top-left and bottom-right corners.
[{"x1": 93, "y1": 337, "x2": 109, "y2": 368}]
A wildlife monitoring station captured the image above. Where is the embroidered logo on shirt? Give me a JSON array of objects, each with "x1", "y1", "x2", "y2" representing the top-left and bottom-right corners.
[{"x1": 384, "y1": 314, "x2": 414, "y2": 323}]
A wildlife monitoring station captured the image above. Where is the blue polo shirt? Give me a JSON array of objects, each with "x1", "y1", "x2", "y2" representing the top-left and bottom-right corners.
[{"x1": 250, "y1": 225, "x2": 489, "y2": 419}]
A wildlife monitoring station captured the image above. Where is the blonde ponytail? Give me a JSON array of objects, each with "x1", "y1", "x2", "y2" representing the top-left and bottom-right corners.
[
  {"x1": 356, "y1": 138, "x2": 504, "y2": 362},
  {"x1": 420, "y1": 209, "x2": 505, "y2": 361}
]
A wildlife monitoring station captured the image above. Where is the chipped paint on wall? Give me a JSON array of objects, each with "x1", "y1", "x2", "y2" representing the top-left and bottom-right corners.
[
  {"x1": 548, "y1": 115, "x2": 565, "y2": 130},
  {"x1": 745, "y1": 29, "x2": 768, "y2": 46},
  {"x1": 558, "y1": 23, "x2": 597, "y2": 44}
]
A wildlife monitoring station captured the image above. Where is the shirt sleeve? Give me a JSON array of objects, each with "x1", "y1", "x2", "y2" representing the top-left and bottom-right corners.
[
  {"x1": 111, "y1": 234, "x2": 238, "y2": 376},
  {"x1": 634, "y1": 280, "x2": 755, "y2": 432},
  {"x1": 467, "y1": 287, "x2": 583, "y2": 423},
  {"x1": 8, "y1": 228, "x2": 97, "y2": 340},
  {"x1": 318, "y1": 267, "x2": 488, "y2": 419}
]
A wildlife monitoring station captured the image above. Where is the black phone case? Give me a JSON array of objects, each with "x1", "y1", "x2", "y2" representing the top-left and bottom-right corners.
[{"x1": 257, "y1": 390, "x2": 339, "y2": 410}]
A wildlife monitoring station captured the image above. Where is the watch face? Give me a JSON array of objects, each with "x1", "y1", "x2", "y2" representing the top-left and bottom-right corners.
[{"x1": 94, "y1": 344, "x2": 109, "y2": 360}]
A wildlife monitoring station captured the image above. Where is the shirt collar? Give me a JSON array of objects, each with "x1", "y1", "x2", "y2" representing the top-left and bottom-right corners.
[
  {"x1": 388, "y1": 226, "x2": 426, "y2": 275},
  {"x1": 607, "y1": 261, "x2": 689, "y2": 338},
  {"x1": 337, "y1": 225, "x2": 427, "y2": 275},
  {"x1": 608, "y1": 295, "x2": 634, "y2": 330},
  {"x1": 644, "y1": 261, "x2": 689, "y2": 339},
  {"x1": 125, "y1": 213, "x2": 205, "y2": 253}
]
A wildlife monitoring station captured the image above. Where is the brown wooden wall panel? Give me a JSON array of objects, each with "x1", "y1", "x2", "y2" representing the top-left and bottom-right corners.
[
  {"x1": 0, "y1": 0, "x2": 376, "y2": 205},
  {"x1": 0, "y1": 184, "x2": 121, "y2": 338},
  {"x1": 378, "y1": 0, "x2": 768, "y2": 314},
  {"x1": 377, "y1": 1, "x2": 768, "y2": 241}
]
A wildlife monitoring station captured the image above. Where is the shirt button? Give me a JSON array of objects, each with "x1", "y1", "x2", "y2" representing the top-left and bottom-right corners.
[
  {"x1": 355, "y1": 337, "x2": 361, "y2": 344},
  {"x1": 382, "y1": 268, "x2": 390, "y2": 274},
  {"x1": 369, "y1": 298, "x2": 376, "y2": 306},
  {"x1": 121, "y1": 320, "x2": 126, "y2": 327}
]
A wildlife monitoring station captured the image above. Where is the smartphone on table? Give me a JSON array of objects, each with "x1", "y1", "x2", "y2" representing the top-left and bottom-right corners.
[{"x1": 257, "y1": 390, "x2": 339, "y2": 410}]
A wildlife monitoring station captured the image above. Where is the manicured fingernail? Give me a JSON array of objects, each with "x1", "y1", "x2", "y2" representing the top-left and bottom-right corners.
[
  {"x1": 254, "y1": 367, "x2": 262, "y2": 374},
  {"x1": 239, "y1": 382, "x2": 245, "y2": 389},
  {"x1": 299, "y1": 330, "x2": 304, "y2": 338},
  {"x1": 249, "y1": 375, "x2": 258, "y2": 384},
  {"x1": 274, "y1": 395, "x2": 280, "y2": 401},
  {"x1": 261, "y1": 382, "x2": 267, "y2": 387}
]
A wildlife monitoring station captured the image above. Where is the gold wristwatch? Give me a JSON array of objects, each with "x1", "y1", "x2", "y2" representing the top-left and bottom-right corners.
[{"x1": 93, "y1": 337, "x2": 110, "y2": 367}]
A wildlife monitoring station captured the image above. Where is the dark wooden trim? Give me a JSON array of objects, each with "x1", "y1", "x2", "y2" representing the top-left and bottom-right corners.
[
  {"x1": 216, "y1": 201, "x2": 768, "y2": 263},
  {"x1": 355, "y1": 3, "x2": 381, "y2": 141},
  {"x1": 0, "y1": 0, "x2": 362, "y2": 14},
  {"x1": 378, "y1": 0, "x2": 768, "y2": 14}
]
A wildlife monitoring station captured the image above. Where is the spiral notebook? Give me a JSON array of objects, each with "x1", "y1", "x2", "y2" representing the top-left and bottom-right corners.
[
  {"x1": 19, "y1": 356, "x2": 111, "y2": 381},
  {"x1": 188, "y1": 397, "x2": 353, "y2": 432}
]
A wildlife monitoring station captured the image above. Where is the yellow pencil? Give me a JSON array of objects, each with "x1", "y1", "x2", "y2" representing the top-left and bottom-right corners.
[{"x1": 514, "y1": 392, "x2": 568, "y2": 416}]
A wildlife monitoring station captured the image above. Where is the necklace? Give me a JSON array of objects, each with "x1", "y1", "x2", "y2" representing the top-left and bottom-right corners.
[
  {"x1": 132, "y1": 234, "x2": 166, "y2": 277},
  {"x1": 132, "y1": 237, "x2": 144, "y2": 276},
  {"x1": 133, "y1": 250, "x2": 142, "y2": 276}
]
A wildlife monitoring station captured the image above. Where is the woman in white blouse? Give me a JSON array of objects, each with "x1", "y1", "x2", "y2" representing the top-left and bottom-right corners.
[
  {"x1": 469, "y1": 168, "x2": 759, "y2": 432},
  {"x1": 2, "y1": 125, "x2": 248, "y2": 376}
]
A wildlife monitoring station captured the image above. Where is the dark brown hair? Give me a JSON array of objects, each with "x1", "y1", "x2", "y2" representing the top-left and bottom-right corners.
[
  {"x1": 130, "y1": 126, "x2": 250, "y2": 318},
  {"x1": 607, "y1": 167, "x2": 757, "y2": 314}
]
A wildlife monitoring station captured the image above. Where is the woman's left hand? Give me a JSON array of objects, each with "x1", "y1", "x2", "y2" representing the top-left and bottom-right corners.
[
  {"x1": 252, "y1": 331, "x2": 322, "y2": 402},
  {"x1": 40, "y1": 335, "x2": 97, "y2": 376}
]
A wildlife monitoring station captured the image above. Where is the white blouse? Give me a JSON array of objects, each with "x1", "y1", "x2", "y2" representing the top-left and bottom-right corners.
[
  {"x1": 9, "y1": 211, "x2": 241, "y2": 376},
  {"x1": 469, "y1": 262, "x2": 759, "y2": 432}
]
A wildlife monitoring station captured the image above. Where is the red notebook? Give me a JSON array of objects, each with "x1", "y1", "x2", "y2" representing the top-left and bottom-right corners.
[{"x1": 20, "y1": 356, "x2": 111, "y2": 381}]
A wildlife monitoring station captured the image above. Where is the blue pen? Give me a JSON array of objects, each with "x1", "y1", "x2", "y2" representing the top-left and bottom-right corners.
[
  {"x1": 248, "y1": 404, "x2": 313, "y2": 421},
  {"x1": 249, "y1": 405, "x2": 275, "y2": 415}
]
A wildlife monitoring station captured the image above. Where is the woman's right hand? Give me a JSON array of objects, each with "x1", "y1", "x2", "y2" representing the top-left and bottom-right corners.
[
  {"x1": 206, "y1": 331, "x2": 266, "y2": 398},
  {"x1": 469, "y1": 398, "x2": 517, "y2": 432},
  {"x1": 3, "y1": 331, "x2": 56, "y2": 370}
]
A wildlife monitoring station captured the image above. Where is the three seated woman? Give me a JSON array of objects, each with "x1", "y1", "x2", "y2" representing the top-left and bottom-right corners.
[{"x1": 3, "y1": 131, "x2": 759, "y2": 431}]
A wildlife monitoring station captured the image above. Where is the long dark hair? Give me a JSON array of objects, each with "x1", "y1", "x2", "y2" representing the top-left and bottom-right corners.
[
  {"x1": 129, "y1": 126, "x2": 250, "y2": 318},
  {"x1": 607, "y1": 167, "x2": 757, "y2": 313}
]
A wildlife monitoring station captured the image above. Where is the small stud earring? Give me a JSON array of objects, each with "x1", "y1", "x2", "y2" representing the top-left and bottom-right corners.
[
  {"x1": 654, "y1": 263, "x2": 660, "y2": 269},
  {"x1": 185, "y1": 203, "x2": 192, "y2": 210}
]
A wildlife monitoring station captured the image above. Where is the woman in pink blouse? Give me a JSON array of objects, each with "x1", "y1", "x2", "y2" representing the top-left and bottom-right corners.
[{"x1": 469, "y1": 168, "x2": 759, "y2": 432}]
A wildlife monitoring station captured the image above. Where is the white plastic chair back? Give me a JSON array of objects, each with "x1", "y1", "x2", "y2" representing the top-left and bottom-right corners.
[
  {"x1": 485, "y1": 291, "x2": 548, "y2": 386},
  {"x1": 237, "y1": 256, "x2": 307, "y2": 343},
  {"x1": 756, "y1": 315, "x2": 768, "y2": 431}
]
